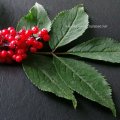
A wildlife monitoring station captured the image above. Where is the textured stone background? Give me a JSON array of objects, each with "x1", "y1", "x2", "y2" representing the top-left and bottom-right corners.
[{"x1": 0, "y1": 0, "x2": 120, "y2": 120}]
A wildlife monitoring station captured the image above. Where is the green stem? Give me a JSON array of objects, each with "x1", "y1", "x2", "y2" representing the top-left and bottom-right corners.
[
  {"x1": 36, "y1": 52, "x2": 52, "y2": 55},
  {"x1": 36, "y1": 52, "x2": 69, "y2": 55},
  {"x1": 55, "y1": 52, "x2": 68, "y2": 55}
]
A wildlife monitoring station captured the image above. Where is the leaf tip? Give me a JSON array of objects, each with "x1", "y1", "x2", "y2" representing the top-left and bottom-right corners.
[
  {"x1": 35, "y1": 2, "x2": 43, "y2": 8},
  {"x1": 35, "y1": 2, "x2": 39, "y2": 6},
  {"x1": 72, "y1": 99, "x2": 77, "y2": 109},
  {"x1": 111, "y1": 106, "x2": 117, "y2": 117}
]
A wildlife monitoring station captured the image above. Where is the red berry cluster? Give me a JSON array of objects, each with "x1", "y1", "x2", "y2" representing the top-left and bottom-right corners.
[{"x1": 0, "y1": 26, "x2": 50, "y2": 63}]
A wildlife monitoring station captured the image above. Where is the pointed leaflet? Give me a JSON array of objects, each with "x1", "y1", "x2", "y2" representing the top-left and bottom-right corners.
[
  {"x1": 22, "y1": 55, "x2": 77, "y2": 108},
  {"x1": 49, "y1": 5, "x2": 89, "y2": 51},
  {"x1": 68, "y1": 38, "x2": 120, "y2": 63},
  {"x1": 53, "y1": 55, "x2": 116, "y2": 116},
  {"x1": 17, "y1": 2, "x2": 51, "y2": 31}
]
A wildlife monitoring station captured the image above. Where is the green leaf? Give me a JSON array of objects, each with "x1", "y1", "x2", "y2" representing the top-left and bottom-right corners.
[
  {"x1": 23, "y1": 55, "x2": 77, "y2": 108},
  {"x1": 53, "y1": 55, "x2": 116, "y2": 116},
  {"x1": 68, "y1": 38, "x2": 120, "y2": 63},
  {"x1": 17, "y1": 2, "x2": 51, "y2": 31},
  {"x1": 49, "y1": 4, "x2": 89, "y2": 51}
]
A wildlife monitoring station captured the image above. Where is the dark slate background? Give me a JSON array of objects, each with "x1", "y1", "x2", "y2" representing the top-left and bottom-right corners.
[{"x1": 0, "y1": 0, "x2": 120, "y2": 120}]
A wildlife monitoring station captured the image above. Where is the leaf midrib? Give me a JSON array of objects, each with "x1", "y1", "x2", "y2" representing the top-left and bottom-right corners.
[
  {"x1": 69, "y1": 51, "x2": 120, "y2": 53},
  {"x1": 53, "y1": 6, "x2": 79, "y2": 51}
]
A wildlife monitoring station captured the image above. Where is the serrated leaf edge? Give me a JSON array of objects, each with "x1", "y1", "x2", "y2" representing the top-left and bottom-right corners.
[
  {"x1": 22, "y1": 62, "x2": 77, "y2": 108},
  {"x1": 53, "y1": 54, "x2": 116, "y2": 116},
  {"x1": 50, "y1": 4, "x2": 89, "y2": 51},
  {"x1": 68, "y1": 37, "x2": 120, "y2": 63}
]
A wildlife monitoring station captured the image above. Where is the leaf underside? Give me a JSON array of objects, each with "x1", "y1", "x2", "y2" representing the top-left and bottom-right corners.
[
  {"x1": 49, "y1": 4, "x2": 89, "y2": 51},
  {"x1": 17, "y1": 2, "x2": 51, "y2": 31},
  {"x1": 68, "y1": 38, "x2": 120, "y2": 63}
]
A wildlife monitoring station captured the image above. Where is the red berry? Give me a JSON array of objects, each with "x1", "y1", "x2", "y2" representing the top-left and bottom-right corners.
[
  {"x1": 26, "y1": 38, "x2": 34, "y2": 46},
  {"x1": 7, "y1": 50, "x2": 14, "y2": 57},
  {"x1": 38, "y1": 28, "x2": 48, "y2": 38},
  {"x1": 22, "y1": 53, "x2": 27, "y2": 59},
  {"x1": 20, "y1": 34, "x2": 26, "y2": 41},
  {"x1": 25, "y1": 30, "x2": 32, "y2": 37},
  {"x1": 43, "y1": 34, "x2": 50, "y2": 41},
  {"x1": 41, "y1": 28, "x2": 48, "y2": 34},
  {"x1": 1, "y1": 50, "x2": 7, "y2": 57},
  {"x1": 9, "y1": 41, "x2": 16, "y2": 49},
  {"x1": 38, "y1": 31, "x2": 43, "y2": 37},
  {"x1": 15, "y1": 35, "x2": 20, "y2": 40},
  {"x1": 15, "y1": 55, "x2": 23, "y2": 62},
  {"x1": 0, "y1": 40, "x2": 2, "y2": 45},
  {"x1": 17, "y1": 49, "x2": 25, "y2": 54},
  {"x1": 17, "y1": 42, "x2": 27, "y2": 50},
  {"x1": 37, "y1": 42, "x2": 43, "y2": 49},
  {"x1": 8, "y1": 36, "x2": 14, "y2": 42},
  {"x1": 19, "y1": 29, "x2": 26, "y2": 35},
  {"x1": 32, "y1": 40, "x2": 38, "y2": 47},
  {"x1": 2, "y1": 29, "x2": 9, "y2": 36},
  {"x1": 10, "y1": 29, "x2": 16, "y2": 36},
  {"x1": 30, "y1": 47, "x2": 37, "y2": 53},
  {"x1": 32, "y1": 26, "x2": 39, "y2": 34},
  {"x1": 12, "y1": 54, "x2": 16, "y2": 60},
  {"x1": 5, "y1": 34, "x2": 9, "y2": 40},
  {"x1": 11, "y1": 40, "x2": 16, "y2": 44},
  {"x1": 8, "y1": 27, "x2": 14, "y2": 31}
]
